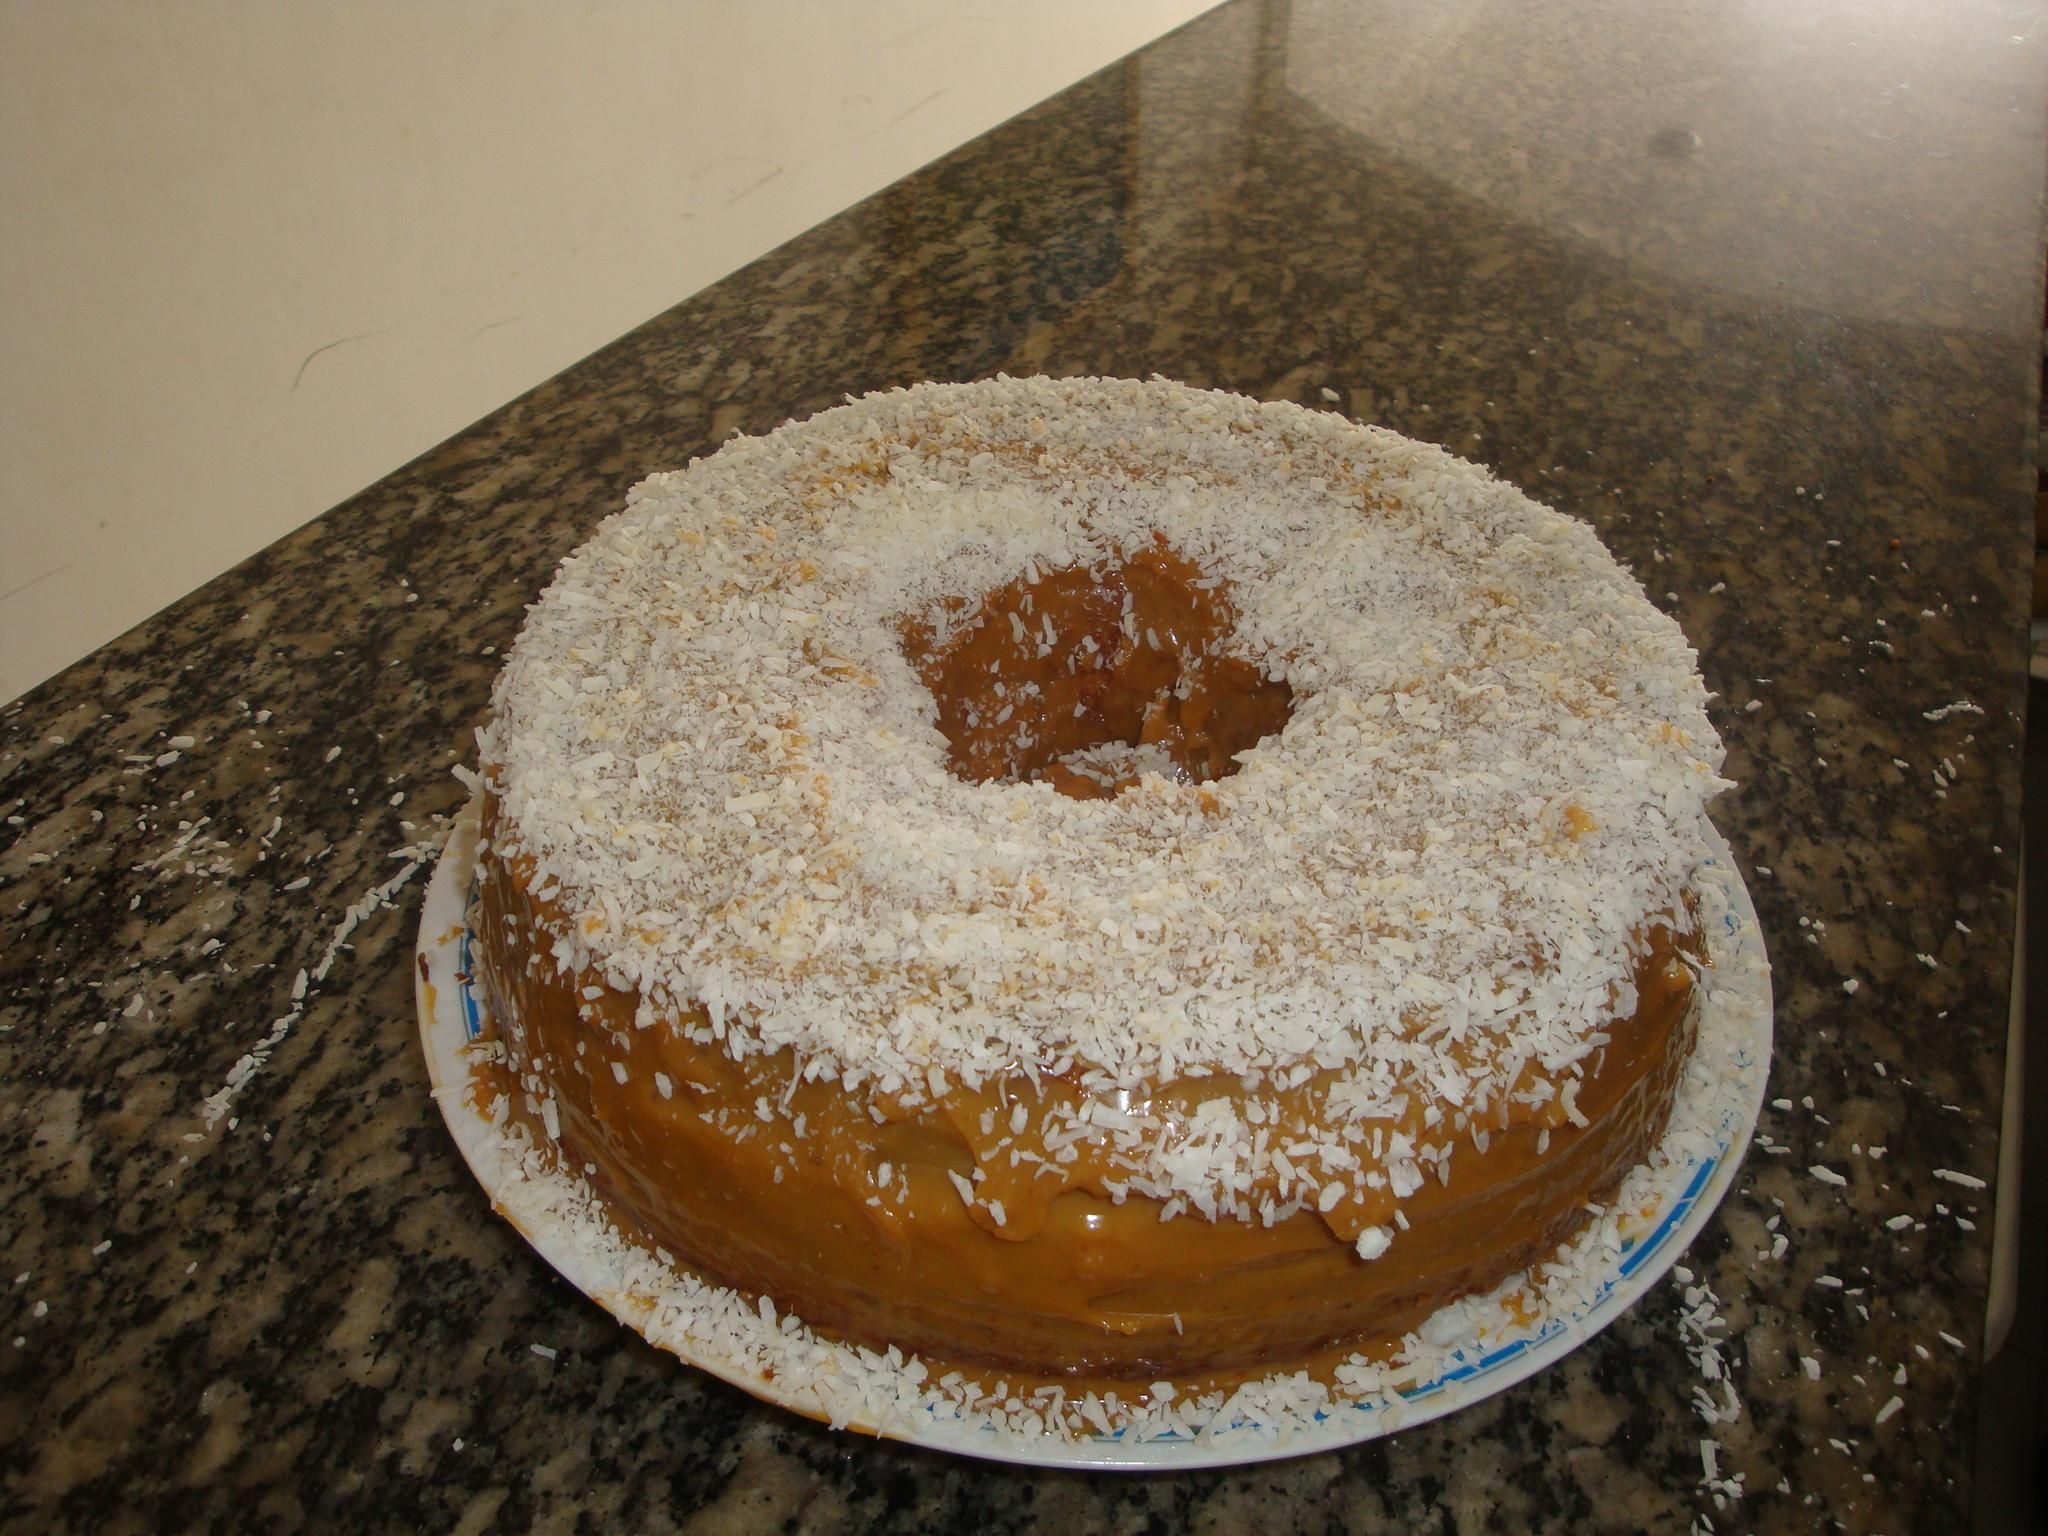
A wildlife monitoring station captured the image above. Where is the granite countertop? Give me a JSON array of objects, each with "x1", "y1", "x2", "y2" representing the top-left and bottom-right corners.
[{"x1": 3, "y1": 2, "x2": 2042, "y2": 1530}]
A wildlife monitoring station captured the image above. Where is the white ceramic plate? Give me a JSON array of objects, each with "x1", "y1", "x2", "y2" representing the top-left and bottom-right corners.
[{"x1": 418, "y1": 792, "x2": 1772, "y2": 1468}]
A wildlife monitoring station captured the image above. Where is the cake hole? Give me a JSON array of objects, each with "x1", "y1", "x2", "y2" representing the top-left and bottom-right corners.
[{"x1": 899, "y1": 543, "x2": 1295, "y2": 800}]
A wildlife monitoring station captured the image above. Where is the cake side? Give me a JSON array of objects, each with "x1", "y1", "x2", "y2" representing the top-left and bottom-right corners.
[{"x1": 471, "y1": 783, "x2": 1702, "y2": 1377}]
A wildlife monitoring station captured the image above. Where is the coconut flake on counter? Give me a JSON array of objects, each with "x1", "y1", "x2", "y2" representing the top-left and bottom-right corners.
[
  {"x1": 198, "y1": 831, "x2": 446, "y2": 1126},
  {"x1": 1674, "y1": 1262, "x2": 1744, "y2": 1510}
]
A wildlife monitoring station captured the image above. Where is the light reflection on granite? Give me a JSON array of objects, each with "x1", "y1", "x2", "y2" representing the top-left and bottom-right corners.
[{"x1": 1, "y1": 1, "x2": 2041, "y2": 1530}]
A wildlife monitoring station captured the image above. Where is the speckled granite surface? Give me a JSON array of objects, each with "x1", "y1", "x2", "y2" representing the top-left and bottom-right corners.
[{"x1": 2, "y1": 2, "x2": 2042, "y2": 1531}]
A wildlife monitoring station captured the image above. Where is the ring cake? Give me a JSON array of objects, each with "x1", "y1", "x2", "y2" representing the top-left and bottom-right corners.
[{"x1": 470, "y1": 375, "x2": 1729, "y2": 1393}]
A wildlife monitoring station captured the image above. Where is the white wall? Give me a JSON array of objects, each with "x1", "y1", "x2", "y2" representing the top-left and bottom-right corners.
[{"x1": 0, "y1": 0, "x2": 1216, "y2": 703}]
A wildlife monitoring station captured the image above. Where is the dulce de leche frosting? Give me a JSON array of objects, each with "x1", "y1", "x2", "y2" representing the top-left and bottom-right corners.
[{"x1": 470, "y1": 376, "x2": 1728, "y2": 1392}]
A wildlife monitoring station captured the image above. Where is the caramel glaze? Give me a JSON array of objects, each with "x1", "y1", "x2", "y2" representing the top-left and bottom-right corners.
[
  {"x1": 897, "y1": 540, "x2": 1294, "y2": 797},
  {"x1": 470, "y1": 546, "x2": 1703, "y2": 1386}
]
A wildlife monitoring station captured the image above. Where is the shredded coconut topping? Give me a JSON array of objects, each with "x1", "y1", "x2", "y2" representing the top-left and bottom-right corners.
[{"x1": 480, "y1": 376, "x2": 1727, "y2": 1113}]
